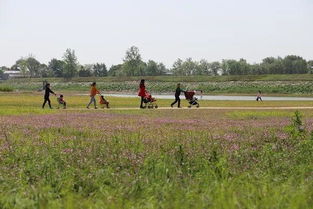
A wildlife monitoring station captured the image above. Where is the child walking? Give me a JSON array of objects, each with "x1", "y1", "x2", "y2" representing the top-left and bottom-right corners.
[
  {"x1": 171, "y1": 83, "x2": 184, "y2": 108},
  {"x1": 42, "y1": 83, "x2": 56, "y2": 109},
  {"x1": 87, "y1": 82, "x2": 100, "y2": 109}
]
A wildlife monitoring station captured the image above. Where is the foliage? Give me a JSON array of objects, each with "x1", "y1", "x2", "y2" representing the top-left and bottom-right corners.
[
  {"x1": 0, "y1": 102, "x2": 313, "y2": 208},
  {"x1": 122, "y1": 46, "x2": 146, "y2": 76},
  {"x1": 3, "y1": 47, "x2": 311, "y2": 78},
  {"x1": 15, "y1": 58, "x2": 29, "y2": 77},
  {"x1": 4, "y1": 76, "x2": 313, "y2": 95},
  {"x1": 93, "y1": 63, "x2": 107, "y2": 77},
  {"x1": 307, "y1": 60, "x2": 313, "y2": 74},
  {"x1": 108, "y1": 64, "x2": 123, "y2": 76},
  {"x1": 0, "y1": 85, "x2": 13, "y2": 92},
  {"x1": 285, "y1": 111, "x2": 306, "y2": 140},
  {"x1": 63, "y1": 49, "x2": 79, "y2": 80},
  {"x1": 26, "y1": 56, "x2": 41, "y2": 77},
  {"x1": 0, "y1": 69, "x2": 4, "y2": 79},
  {"x1": 48, "y1": 59, "x2": 65, "y2": 77},
  {"x1": 78, "y1": 65, "x2": 92, "y2": 77}
]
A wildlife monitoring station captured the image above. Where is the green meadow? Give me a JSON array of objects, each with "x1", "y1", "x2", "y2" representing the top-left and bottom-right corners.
[{"x1": 0, "y1": 93, "x2": 313, "y2": 208}]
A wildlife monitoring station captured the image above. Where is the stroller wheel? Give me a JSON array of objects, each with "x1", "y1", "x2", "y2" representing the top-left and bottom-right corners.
[
  {"x1": 188, "y1": 105, "x2": 191, "y2": 108},
  {"x1": 196, "y1": 104, "x2": 200, "y2": 108},
  {"x1": 155, "y1": 105, "x2": 158, "y2": 109}
]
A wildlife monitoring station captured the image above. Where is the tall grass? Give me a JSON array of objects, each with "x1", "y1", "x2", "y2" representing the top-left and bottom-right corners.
[{"x1": 1, "y1": 106, "x2": 313, "y2": 208}]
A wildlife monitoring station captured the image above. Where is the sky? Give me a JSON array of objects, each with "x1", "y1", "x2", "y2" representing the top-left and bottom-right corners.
[{"x1": 0, "y1": 0, "x2": 312, "y2": 68}]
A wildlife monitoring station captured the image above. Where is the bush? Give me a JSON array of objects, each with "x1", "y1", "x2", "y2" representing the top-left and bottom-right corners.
[{"x1": 0, "y1": 85, "x2": 13, "y2": 92}]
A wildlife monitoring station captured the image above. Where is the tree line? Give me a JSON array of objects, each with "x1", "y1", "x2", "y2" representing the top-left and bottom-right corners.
[{"x1": 1, "y1": 46, "x2": 313, "y2": 79}]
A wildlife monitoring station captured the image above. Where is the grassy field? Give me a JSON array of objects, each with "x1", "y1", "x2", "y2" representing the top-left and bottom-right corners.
[
  {"x1": 2, "y1": 75, "x2": 313, "y2": 95},
  {"x1": 0, "y1": 93, "x2": 313, "y2": 208},
  {"x1": 2, "y1": 92, "x2": 313, "y2": 115}
]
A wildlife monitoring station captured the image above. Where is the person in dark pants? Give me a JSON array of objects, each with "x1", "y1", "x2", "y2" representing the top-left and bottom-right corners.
[
  {"x1": 42, "y1": 83, "x2": 56, "y2": 109},
  {"x1": 256, "y1": 90, "x2": 263, "y2": 101},
  {"x1": 138, "y1": 79, "x2": 146, "y2": 108},
  {"x1": 171, "y1": 83, "x2": 184, "y2": 108}
]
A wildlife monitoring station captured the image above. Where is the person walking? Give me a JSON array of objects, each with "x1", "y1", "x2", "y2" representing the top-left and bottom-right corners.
[
  {"x1": 138, "y1": 79, "x2": 146, "y2": 108},
  {"x1": 87, "y1": 82, "x2": 100, "y2": 109},
  {"x1": 256, "y1": 90, "x2": 263, "y2": 101},
  {"x1": 42, "y1": 83, "x2": 56, "y2": 109},
  {"x1": 171, "y1": 83, "x2": 184, "y2": 108}
]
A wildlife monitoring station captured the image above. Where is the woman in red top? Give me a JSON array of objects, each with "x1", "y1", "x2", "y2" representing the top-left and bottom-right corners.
[{"x1": 138, "y1": 79, "x2": 146, "y2": 108}]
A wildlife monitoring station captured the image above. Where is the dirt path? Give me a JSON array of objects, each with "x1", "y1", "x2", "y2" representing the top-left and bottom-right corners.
[{"x1": 69, "y1": 106, "x2": 313, "y2": 110}]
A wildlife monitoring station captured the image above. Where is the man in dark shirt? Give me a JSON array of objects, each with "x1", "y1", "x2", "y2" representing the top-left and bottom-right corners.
[
  {"x1": 171, "y1": 83, "x2": 184, "y2": 108},
  {"x1": 42, "y1": 83, "x2": 56, "y2": 109}
]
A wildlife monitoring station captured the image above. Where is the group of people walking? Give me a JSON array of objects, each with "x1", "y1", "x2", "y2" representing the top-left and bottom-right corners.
[
  {"x1": 42, "y1": 82, "x2": 108, "y2": 109},
  {"x1": 42, "y1": 80, "x2": 263, "y2": 109},
  {"x1": 138, "y1": 79, "x2": 184, "y2": 108}
]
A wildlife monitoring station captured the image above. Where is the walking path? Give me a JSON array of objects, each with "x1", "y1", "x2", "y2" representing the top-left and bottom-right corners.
[{"x1": 71, "y1": 106, "x2": 313, "y2": 110}]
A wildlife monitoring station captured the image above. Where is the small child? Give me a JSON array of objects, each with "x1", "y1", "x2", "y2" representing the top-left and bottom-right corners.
[
  {"x1": 57, "y1": 94, "x2": 67, "y2": 109},
  {"x1": 256, "y1": 90, "x2": 262, "y2": 101},
  {"x1": 99, "y1": 95, "x2": 109, "y2": 108}
]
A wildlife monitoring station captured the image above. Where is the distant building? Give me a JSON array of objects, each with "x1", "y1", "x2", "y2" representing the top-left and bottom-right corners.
[
  {"x1": 165, "y1": 71, "x2": 173, "y2": 75},
  {"x1": 2, "y1": 70, "x2": 24, "y2": 80}
]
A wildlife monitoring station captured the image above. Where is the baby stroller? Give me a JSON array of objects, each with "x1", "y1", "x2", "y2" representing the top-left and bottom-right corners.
[
  {"x1": 57, "y1": 95, "x2": 66, "y2": 109},
  {"x1": 184, "y1": 91, "x2": 199, "y2": 108},
  {"x1": 143, "y1": 91, "x2": 158, "y2": 109},
  {"x1": 99, "y1": 94, "x2": 110, "y2": 108}
]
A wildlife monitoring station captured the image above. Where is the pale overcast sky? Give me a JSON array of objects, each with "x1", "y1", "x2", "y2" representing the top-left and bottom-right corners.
[{"x1": 0, "y1": 0, "x2": 312, "y2": 67}]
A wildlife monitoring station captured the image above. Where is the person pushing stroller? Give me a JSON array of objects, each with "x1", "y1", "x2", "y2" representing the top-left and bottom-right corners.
[
  {"x1": 87, "y1": 82, "x2": 100, "y2": 109},
  {"x1": 42, "y1": 83, "x2": 56, "y2": 109},
  {"x1": 171, "y1": 83, "x2": 185, "y2": 108}
]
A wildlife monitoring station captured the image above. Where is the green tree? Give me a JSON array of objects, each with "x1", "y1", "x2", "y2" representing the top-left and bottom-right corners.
[
  {"x1": 25, "y1": 57, "x2": 41, "y2": 77},
  {"x1": 171, "y1": 58, "x2": 184, "y2": 75},
  {"x1": 282, "y1": 55, "x2": 307, "y2": 74},
  {"x1": 221, "y1": 59, "x2": 237, "y2": 75},
  {"x1": 181, "y1": 58, "x2": 198, "y2": 75},
  {"x1": 122, "y1": 46, "x2": 146, "y2": 76},
  {"x1": 93, "y1": 63, "x2": 107, "y2": 77},
  {"x1": 145, "y1": 60, "x2": 158, "y2": 76},
  {"x1": 63, "y1": 49, "x2": 79, "y2": 80},
  {"x1": 250, "y1": 63, "x2": 264, "y2": 75},
  {"x1": 48, "y1": 59, "x2": 65, "y2": 77},
  {"x1": 261, "y1": 57, "x2": 283, "y2": 74},
  {"x1": 108, "y1": 64, "x2": 123, "y2": 76},
  {"x1": 15, "y1": 58, "x2": 29, "y2": 77},
  {"x1": 156, "y1": 63, "x2": 167, "y2": 75},
  {"x1": 196, "y1": 59, "x2": 210, "y2": 75},
  {"x1": 78, "y1": 65, "x2": 92, "y2": 77},
  {"x1": 209, "y1": 61, "x2": 221, "y2": 76},
  {"x1": 308, "y1": 60, "x2": 313, "y2": 74},
  {"x1": 39, "y1": 64, "x2": 53, "y2": 78},
  {"x1": 0, "y1": 68, "x2": 4, "y2": 79}
]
